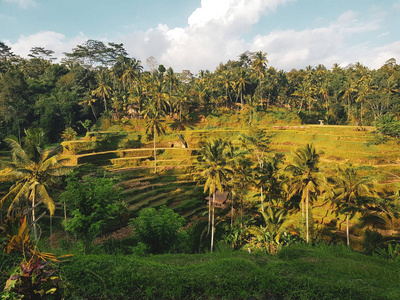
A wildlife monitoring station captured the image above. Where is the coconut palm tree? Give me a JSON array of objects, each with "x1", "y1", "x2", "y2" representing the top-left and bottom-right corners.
[
  {"x1": 148, "y1": 80, "x2": 169, "y2": 114},
  {"x1": 219, "y1": 71, "x2": 235, "y2": 107},
  {"x1": 142, "y1": 103, "x2": 165, "y2": 174},
  {"x1": 247, "y1": 206, "x2": 294, "y2": 253},
  {"x1": 234, "y1": 68, "x2": 250, "y2": 110},
  {"x1": 284, "y1": 144, "x2": 326, "y2": 243},
  {"x1": 225, "y1": 142, "x2": 251, "y2": 227},
  {"x1": 251, "y1": 51, "x2": 268, "y2": 103},
  {"x1": 196, "y1": 138, "x2": 230, "y2": 252},
  {"x1": 354, "y1": 75, "x2": 377, "y2": 126},
  {"x1": 255, "y1": 154, "x2": 282, "y2": 211},
  {"x1": 331, "y1": 164, "x2": 374, "y2": 246},
  {"x1": 338, "y1": 78, "x2": 357, "y2": 123},
  {"x1": 92, "y1": 79, "x2": 112, "y2": 112},
  {"x1": 292, "y1": 80, "x2": 314, "y2": 113},
  {"x1": 239, "y1": 127, "x2": 272, "y2": 211},
  {"x1": 0, "y1": 130, "x2": 70, "y2": 240}
]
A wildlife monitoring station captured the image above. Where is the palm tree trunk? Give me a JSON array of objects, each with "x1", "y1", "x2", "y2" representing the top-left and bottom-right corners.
[
  {"x1": 91, "y1": 105, "x2": 97, "y2": 121},
  {"x1": 346, "y1": 214, "x2": 350, "y2": 247},
  {"x1": 179, "y1": 102, "x2": 182, "y2": 122},
  {"x1": 18, "y1": 121, "x2": 22, "y2": 145},
  {"x1": 347, "y1": 95, "x2": 351, "y2": 123},
  {"x1": 64, "y1": 202, "x2": 67, "y2": 222},
  {"x1": 32, "y1": 187, "x2": 38, "y2": 242},
  {"x1": 259, "y1": 74, "x2": 263, "y2": 105},
  {"x1": 207, "y1": 192, "x2": 211, "y2": 235},
  {"x1": 306, "y1": 188, "x2": 309, "y2": 243},
  {"x1": 260, "y1": 186, "x2": 264, "y2": 212},
  {"x1": 298, "y1": 99, "x2": 304, "y2": 114},
  {"x1": 153, "y1": 125, "x2": 157, "y2": 174},
  {"x1": 240, "y1": 197, "x2": 243, "y2": 228},
  {"x1": 230, "y1": 194, "x2": 234, "y2": 228},
  {"x1": 240, "y1": 90, "x2": 244, "y2": 111},
  {"x1": 211, "y1": 191, "x2": 215, "y2": 252},
  {"x1": 103, "y1": 96, "x2": 108, "y2": 112}
]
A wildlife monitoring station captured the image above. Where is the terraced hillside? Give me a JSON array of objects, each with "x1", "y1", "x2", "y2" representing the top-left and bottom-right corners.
[
  {"x1": 2, "y1": 122, "x2": 397, "y2": 244},
  {"x1": 59, "y1": 124, "x2": 400, "y2": 236}
]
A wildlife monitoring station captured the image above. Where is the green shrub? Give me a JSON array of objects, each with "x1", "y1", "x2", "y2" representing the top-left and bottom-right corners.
[
  {"x1": 129, "y1": 206, "x2": 189, "y2": 254},
  {"x1": 362, "y1": 229, "x2": 385, "y2": 254}
]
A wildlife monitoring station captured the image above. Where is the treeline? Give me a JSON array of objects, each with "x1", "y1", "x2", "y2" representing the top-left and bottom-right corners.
[{"x1": 1, "y1": 40, "x2": 400, "y2": 144}]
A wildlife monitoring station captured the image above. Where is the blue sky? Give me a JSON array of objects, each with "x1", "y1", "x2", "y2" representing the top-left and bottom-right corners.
[{"x1": 1, "y1": 0, "x2": 400, "y2": 73}]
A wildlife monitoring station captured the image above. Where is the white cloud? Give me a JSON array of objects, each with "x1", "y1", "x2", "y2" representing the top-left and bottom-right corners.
[
  {"x1": 6, "y1": 31, "x2": 86, "y2": 59},
  {"x1": 6, "y1": 1, "x2": 400, "y2": 73},
  {"x1": 3, "y1": 0, "x2": 36, "y2": 9},
  {"x1": 122, "y1": 0, "x2": 293, "y2": 72},
  {"x1": 252, "y1": 10, "x2": 400, "y2": 70}
]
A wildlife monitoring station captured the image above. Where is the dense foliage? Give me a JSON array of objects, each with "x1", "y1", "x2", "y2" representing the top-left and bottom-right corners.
[
  {"x1": 1, "y1": 40, "x2": 400, "y2": 144},
  {"x1": 130, "y1": 206, "x2": 188, "y2": 254},
  {"x1": 1, "y1": 39, "x2": 400, "y2": 299},
  {"x1": 60, "y1": 172, "x2": 127, "y2": 252}
]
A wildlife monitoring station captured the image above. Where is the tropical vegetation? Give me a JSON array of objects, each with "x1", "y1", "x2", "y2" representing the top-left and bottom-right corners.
[{"x1": 1, "y1": 40, "x2": 400, "y2": 299}]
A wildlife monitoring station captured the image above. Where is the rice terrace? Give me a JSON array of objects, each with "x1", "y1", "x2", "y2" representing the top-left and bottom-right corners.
[{"x1": 1, "y1": 1, "x2": 400, "y2": 298}]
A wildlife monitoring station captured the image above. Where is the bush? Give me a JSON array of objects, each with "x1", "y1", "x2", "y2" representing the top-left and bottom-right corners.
[
  {"x1": 129, "y1": 206, "x2": 189, "y2": 254},
  {"x1": 362, "y1": 229, "x2": 385, "y2": 254},
  {"x1": 372, "y1": 114, "x2": 400, "y2": 144}
]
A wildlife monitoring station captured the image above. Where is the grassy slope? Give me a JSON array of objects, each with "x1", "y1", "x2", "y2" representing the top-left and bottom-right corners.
[
  {"x1": 55, "y1": 116, "x2": 400, "y2": 244},
  {"x1": 59, "y1": 244, "x2": 400, "y2": 299}
]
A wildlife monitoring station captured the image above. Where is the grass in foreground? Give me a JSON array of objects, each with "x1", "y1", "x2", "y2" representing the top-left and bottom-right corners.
[{"x1": 58, "y1": 243, "x2": 400, "y2": 299}]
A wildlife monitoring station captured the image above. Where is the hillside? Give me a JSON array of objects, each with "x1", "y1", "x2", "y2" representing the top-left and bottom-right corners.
[{"x1": 52, "y1": 113, "x2": 400, "y2": 246}]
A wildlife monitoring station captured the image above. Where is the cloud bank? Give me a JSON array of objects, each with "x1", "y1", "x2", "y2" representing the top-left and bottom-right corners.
[{"x1": 6, "y1": 0, "x2": 400, "y2": 73}]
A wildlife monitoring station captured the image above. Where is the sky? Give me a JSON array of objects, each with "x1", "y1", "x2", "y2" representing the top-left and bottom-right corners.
[{"x1": 1, "y1": 0, "x2": 400, "y2": 73}]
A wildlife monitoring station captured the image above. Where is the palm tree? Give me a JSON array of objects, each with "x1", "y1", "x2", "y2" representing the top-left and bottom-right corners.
[
  {"x1": 129, "y1": 81, "x2": 147, "y2": 116},
  {"x1": 292, "y1": 81, "x2": 314, "y2": 113},
  {"x1": 234, "y1": 68, "x2": 250, "y2": 110},
  {"x1": 148, "y1": 80, "x2": 169, "y2": 114},
  {"x1": 92, "y1": 80, "x2": 112, "y2": 112},
  {"x1": 338, "y1": 78, "x2": 357, "y2": 123},
  {"x1": 251, "y1": 51, "x2": 268, "y2": 103},
  {"x1": 142, "y1": 104, "x2": 165, "y2": 174},
  {"x1": 196, "y1": 138, "x2": 230, "y2": 252},
  {"x1": 239, "y1": 128, "x2": 272, "y2": 211},
  {"x1": 255, "y1": 154, "x2": 282, "y2": 211},
  {"x1": 164, "y1": 67, "x2": 179, "y2": 116},
  {"x1": 0, "y1": 131, "x2": 70, "y2": 240},
  {"x1": 219, "y1": 71, "x2": 235, "y2": 107},
  {"x1": 354, "y1": 75, "x2": 376, "y2": 126},
  {"x1": 247, "y1": 206, "x2": 294, "y2": 253},
  {"x1": 382, "y1": 75, "x2": 399, "y2": 114},
  {"x1": 331, "y1": 164, "x2": 374, "y2": 246},
  {"x1": 225, "y1": 142, "x2": 251, "y2": 227},
  {"x1": 284, "y1": 144, "x2": 326, "y2": 243}
]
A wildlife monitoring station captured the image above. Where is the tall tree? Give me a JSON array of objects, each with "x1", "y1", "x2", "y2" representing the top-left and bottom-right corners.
[
  {"x1": 0, "y1": 70, "x2": 31, "y2": 142},
  {"x1": 196, "y1": 138, "x2": 230, "y2": 252},
  {"x1": 251, "y1": 51, "x2": 268, "y2": 103},
  {"x1": 338, "y1": 78, "x2": 357, "y2": 123},
  {"x1": 0, "y1": 132, "x2": 70, "y2": 240},
  {"x1": 240, "y1": 127, "x2": 272, "y2": 211},
  {"x1": 92, "y1": 73, "x2": 112, "y2": 112},
  {"x1": 354, "y1": 75, "x2": 376, "y2": 126},
  {"x1": 331, "y1": 164, "x2": 374, "y2": 246},
  {"x1": 235, "y1": 68, "x2": 250, "y2": 110},
  {"x1": 284, "y1": 144, "x2": 326, "y2": 243},
  {"x1": 142, "y1": 103, "x2": 165, "y2": 174}
]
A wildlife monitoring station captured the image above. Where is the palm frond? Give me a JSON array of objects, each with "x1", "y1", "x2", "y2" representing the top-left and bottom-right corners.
[{"x1": 36, "y1": 184, "x2": 55, "y2": 215}]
